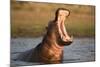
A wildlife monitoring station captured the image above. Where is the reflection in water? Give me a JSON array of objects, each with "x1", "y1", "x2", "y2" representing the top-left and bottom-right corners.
[{"x1": 11, "y1": 37, "x2": 95, "y2": 66}]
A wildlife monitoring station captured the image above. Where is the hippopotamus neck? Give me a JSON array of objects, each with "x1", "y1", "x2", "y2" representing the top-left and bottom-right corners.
[{"x1": 38, "y1": 42, "x2": 63, "y2": 63}]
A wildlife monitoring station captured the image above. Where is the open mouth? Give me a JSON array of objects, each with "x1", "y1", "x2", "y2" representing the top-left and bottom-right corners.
[
  {"x1": 58, "y1": 21, "x2": 73, "y2": 45},
  {"x1": 60, "y1": 22, "x2": 66, "y2": 37},
  {"x1": 59, "y1": 21, "x2": 67, "y2": 40}
]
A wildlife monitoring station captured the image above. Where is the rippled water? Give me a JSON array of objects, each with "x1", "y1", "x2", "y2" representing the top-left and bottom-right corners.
[{"x1": 11, "y1": 37, "x2": 95, "y2": 66}]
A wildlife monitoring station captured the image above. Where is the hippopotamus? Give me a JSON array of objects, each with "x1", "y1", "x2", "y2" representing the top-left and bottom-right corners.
[{"x1": 18, "y1": 8, "x2": 73, "y2": 64}]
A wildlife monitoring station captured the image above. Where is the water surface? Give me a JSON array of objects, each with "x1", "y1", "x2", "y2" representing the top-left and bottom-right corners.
[{"x1": 11, "y1": 37, "x2": 95, "y2": 66}]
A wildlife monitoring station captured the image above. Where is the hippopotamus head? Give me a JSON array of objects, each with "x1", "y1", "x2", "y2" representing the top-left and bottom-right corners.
[{"x1": 43, "y1": 8, "x2": 73, "y2": 46}]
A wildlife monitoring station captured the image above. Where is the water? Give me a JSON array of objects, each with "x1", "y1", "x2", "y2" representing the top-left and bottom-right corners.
[{"x1": 11, "y1": 37, "x2": 95, "y2": 66}]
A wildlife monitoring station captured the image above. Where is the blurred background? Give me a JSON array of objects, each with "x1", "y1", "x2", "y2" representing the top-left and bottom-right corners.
[{"x1": 11, "y1": 0, "x2": 95, "y2": 38}]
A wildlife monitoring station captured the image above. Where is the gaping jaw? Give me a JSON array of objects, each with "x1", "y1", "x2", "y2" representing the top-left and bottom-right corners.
[
  {"x1": 57, "y1": 10, "x2": 73, "y2": 46},
  {"x1": 59, "y1": 22, "x2": 73, "y2": 46}
]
